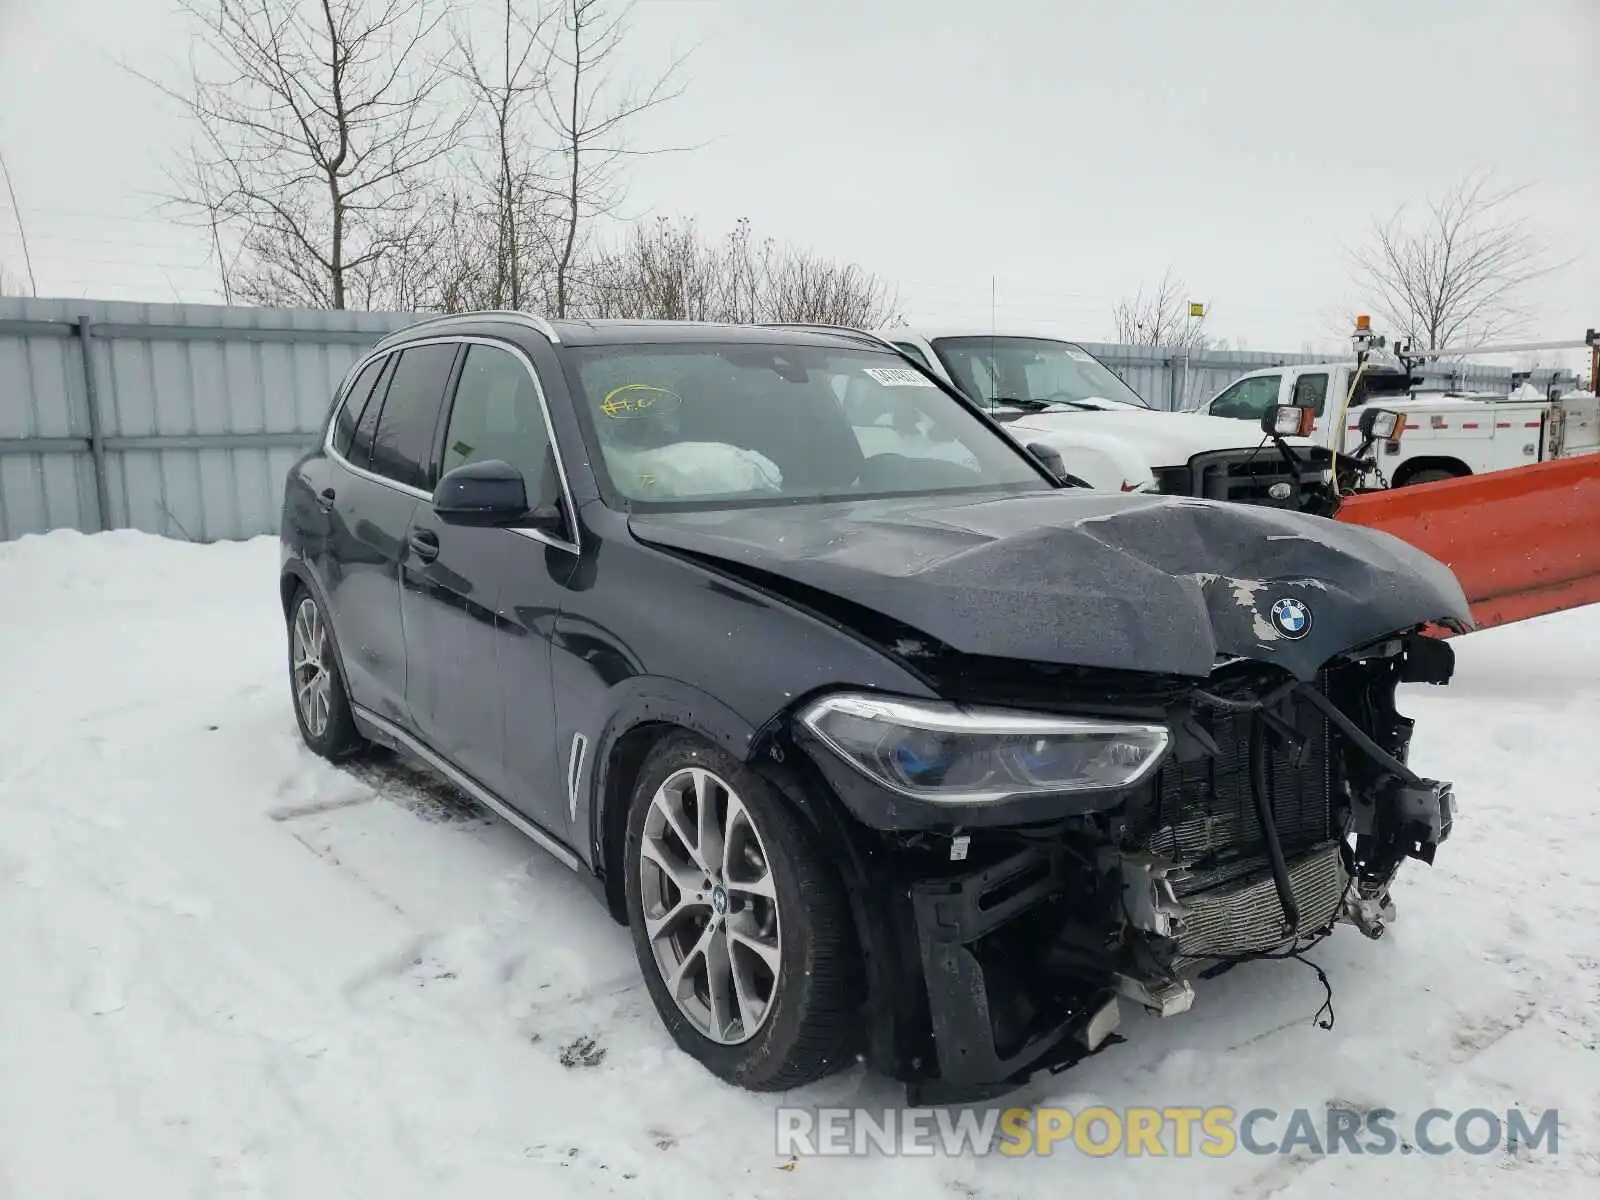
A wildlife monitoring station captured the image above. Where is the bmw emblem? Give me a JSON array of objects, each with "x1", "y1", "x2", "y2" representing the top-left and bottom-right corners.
[{"x1": 1269, "y1": 597, "x2": 1312, "y2": 639}]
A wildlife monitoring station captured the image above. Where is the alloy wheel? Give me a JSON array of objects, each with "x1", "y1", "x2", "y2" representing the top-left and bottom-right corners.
[
  {"x1": 292, "y1": 597, "x2": 333, "y2": 738},
  {"x1": 638, "y1": 766, "x2": 783, "y2": 1045}
]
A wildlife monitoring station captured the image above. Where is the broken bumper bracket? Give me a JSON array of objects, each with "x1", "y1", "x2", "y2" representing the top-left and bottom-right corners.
[
  {"x1": 906, "y1": 848, "x2": 1121, "y2": 1104},
  {"x1": 1387, "y1": 776, "x2": 1455, "y2": 863}
]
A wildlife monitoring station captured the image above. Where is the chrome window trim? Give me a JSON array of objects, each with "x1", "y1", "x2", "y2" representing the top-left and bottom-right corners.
[{"x1": 323, "y1": 333, "x2": 582, "y2": 555}]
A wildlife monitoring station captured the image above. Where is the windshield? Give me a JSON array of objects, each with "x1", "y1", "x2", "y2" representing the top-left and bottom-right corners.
[
  {"x1": 561, "y1": 342, "x2": 1053, "y2": 510},
  {"x1": 931, "y1": 336, "x2": 1151, "y2": 411}
]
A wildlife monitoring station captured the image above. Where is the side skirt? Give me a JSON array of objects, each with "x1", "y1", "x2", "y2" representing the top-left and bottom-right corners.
[{"x1": 351, "y1": 703, "x2": 584, "y2": 874}]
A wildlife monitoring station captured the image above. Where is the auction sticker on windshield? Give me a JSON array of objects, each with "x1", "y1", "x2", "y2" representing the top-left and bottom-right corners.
[{"x1": 862, "y1": 367, "x2": 934, "y2": 387}]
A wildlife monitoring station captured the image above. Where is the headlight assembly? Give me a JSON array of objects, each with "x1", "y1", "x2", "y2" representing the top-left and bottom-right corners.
[{"x1": 797, "y1": 693, "x2": 1171, "y2": 804}]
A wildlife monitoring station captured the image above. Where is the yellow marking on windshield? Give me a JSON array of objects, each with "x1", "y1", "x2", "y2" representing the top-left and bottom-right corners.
[{"x1": 600, "y1": 383, "x2": 680, "y2": 418}]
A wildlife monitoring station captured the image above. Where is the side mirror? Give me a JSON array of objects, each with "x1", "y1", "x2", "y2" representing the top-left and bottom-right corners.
[
  {"x1": 1358, "y1": 407, "x2": 1404, "y2": 442},
  {"x1": 432, "y1": 459, "x2": 529, "y2": 525},
  {"x1": 1025, "y1": 441, "x2": 1092, "y2": 487},
  {"x1": 1261, "y1": 403, "x2": 1317, "y2": 439},
  {"x1": 1026, "y1": 440, "x2": 1067, "y2": 479}
]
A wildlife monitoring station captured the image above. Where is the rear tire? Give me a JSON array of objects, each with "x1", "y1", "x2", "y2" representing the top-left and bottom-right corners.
[
  {"x1": 286, "y1": 584, "x2": 364, "y2": 761},
  {"x1": 1401, "y1": 467, "x2": 1464, "y2": 486},
  {"x1": 623, "y1": 730, "x2": 861, "y2": 1091}
]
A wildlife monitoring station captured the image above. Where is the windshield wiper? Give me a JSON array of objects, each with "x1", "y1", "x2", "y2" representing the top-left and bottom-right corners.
[{"x1": 983, "y1": 395, "x2": 1059, "y2": 411}]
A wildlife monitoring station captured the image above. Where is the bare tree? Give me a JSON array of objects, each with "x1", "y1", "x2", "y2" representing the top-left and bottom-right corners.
[
  {"x1": 145, "y1": 0, "x2": 468, "y2": 309},
  {"x1": 582, "y1": 216, "x2": 714, "y2": 319},
  {"x1": 1348, "y1": 173, "x2": 1560, "y2": 351},
  {"x1": 763, "y1": 246, "x2": 898, "y2": 326},
  {"x1": 584, "y1": 215, "x2": 898, "y2": 325},
  {"x1": 539, "y1": 0, "x2": 689, "y2": 316},
  {"x1": 1112, "y1": 268, "x2": 1208, "y2": 350},
  {"x1": 446, "y1": 0, "x2": 561, "y2": 311},
  {"x1": 0, "y1": 148, "x2": 38, "y2": 297}
]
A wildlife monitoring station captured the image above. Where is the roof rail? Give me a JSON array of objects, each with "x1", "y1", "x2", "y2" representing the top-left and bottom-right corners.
[
  {"x1": 757, "y1": 322, "x2": 903, "y2": 354},
  {"x1": 377, "y1": 309, "x2": 562, "y2": 347}
]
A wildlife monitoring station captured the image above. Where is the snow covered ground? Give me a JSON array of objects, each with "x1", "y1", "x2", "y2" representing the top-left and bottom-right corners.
[{"x1": 1, "y1": 529, "x2": 1596, "y2": 1199}]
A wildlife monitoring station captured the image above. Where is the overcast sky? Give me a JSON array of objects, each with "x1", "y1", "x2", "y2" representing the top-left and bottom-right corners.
[{"x1": 0, "y1": 0, "x2": 1594, "y2": 359}]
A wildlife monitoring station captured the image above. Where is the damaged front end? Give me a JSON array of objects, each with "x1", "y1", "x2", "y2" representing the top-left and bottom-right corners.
[{"x1": 796, "y1": 632, "x2": 1458, "y2": 1105}]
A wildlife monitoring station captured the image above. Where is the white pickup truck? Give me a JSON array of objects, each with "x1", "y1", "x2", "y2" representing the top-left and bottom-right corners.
[
  {"x1": 873, "y1": 327, "x2": 1340, "y2": 512},
  {"x1": 1193, "y1": 340, "x2": 1600, "y2": 487}
]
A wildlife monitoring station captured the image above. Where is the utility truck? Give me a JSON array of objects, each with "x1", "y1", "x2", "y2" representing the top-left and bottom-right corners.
[{"x1": 1195, "y1": 319, "x2": 1600, "y2": 487}]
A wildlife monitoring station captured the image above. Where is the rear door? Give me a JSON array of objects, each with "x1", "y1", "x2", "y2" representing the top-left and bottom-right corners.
[
  {"x1": 337, "y1": 340, "x2": 461, "y2": 729},
  {"x1": 317, "y1": 350, "x2": 420, "y2": 723}
]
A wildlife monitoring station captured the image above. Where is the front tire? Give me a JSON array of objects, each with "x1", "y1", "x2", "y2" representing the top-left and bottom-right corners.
[
  {"x1": 286, "y1": 585, "x2": 363, "y2": 761},
  {"x1": 623, "y1": 731, "x2": 860, "y2": 1090}
]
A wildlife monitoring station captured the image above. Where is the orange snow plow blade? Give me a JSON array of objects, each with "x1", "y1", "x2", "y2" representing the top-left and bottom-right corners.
[{"x1": 1336, "y1": 455, "x2": 1600, "y2": 632}]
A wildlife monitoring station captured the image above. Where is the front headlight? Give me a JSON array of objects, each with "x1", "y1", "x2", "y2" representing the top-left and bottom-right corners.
[{"x1": 797, "y1": 693, "x2": 1171, "y2": 804}]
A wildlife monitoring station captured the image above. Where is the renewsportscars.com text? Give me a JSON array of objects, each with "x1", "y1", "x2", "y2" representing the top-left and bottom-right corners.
[{"x1": 775, "y1": 1105, "x2": 1561, "y2": 1158}]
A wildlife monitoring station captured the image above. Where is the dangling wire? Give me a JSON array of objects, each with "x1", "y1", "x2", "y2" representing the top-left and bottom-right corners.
[{"x1": 1199, "y1": 928, "x2": 1339, "y2": 1031}]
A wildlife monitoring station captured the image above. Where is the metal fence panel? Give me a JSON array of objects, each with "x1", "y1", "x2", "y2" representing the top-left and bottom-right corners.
[
  {"x1": 0, "y1": 297, "x2": 1564, "y2": 542},
  {"x1": 0, "y1": 298, "x2": 414, "y2": 541}
]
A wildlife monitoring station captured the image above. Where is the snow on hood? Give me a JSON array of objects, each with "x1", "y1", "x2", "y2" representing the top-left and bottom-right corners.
[
  {"x1": 1005, "y1": 408, "x2": 1318, "y2": 468},
  {"x1": 628, "y1": 489, "x2": 1472, "y2": 681}
]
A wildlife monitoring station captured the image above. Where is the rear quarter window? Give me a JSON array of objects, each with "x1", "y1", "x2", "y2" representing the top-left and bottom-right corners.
[
  {"x1": 348, "y1": 355, "x2": 395, "y2": 469},
  {"x1": 332, "y1": 355, "x2": 389, "y2": 458}
]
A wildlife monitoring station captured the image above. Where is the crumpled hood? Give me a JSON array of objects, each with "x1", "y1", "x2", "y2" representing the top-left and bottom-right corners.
[
  {"x1": 1006, "y1": 409, "x2": 1320, "y2": 468},
  {"x1": 628, "y1": 490, "x2": 1472, "y2": 681}
]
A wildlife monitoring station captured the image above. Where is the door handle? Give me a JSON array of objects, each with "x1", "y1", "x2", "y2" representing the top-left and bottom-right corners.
[
  {"x1": 316, "y1": 487, "x2": 336, "y2": 511},
  {"x1": 408, "y1": 528, "x2": 440, "y2": 562}
]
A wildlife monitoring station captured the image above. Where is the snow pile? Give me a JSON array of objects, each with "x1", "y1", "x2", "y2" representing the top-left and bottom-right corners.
[{"x1": 1, "y1": 530, "x2": 1597, "y2": 1198}]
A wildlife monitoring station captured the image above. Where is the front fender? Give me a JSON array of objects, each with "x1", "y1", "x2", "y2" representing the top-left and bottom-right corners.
[{"x1": 580, "y1": 675, "x2": 761, "y2": 898}]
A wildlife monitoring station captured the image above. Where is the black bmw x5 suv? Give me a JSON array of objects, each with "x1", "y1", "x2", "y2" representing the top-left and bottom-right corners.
[{"x1": 280, "y1": 312, "x2": 1469, "y2": 1103}]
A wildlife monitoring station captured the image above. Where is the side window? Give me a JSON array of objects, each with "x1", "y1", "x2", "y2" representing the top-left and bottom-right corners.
[
  {"x1": 370, "y1": 343, "x2": 460, "y2": 490},
  {"x1": 940, "y1": 347, "x2": 996, "y2": 405},
  {"x1": 440, "y1": 344, "x2": 559, "y2": 505},
  {"x1": 893, "y1": 341, "x2": 934, "y2": 372},
  {"x1": 1208, "y1": 379, "x2": 1245, "y2": 417},
  {"x1": 332, "y1": 355, "x2": 388, "y2": 458},
  {"x1": 348, "y1": 354, "x2": 394, "y2": 468},
  {"x1": 1292, "y1": 372, "x2": 1329, "y2": 415},
  {"x1": 1210, "y1": 374, "x2": 1281, "y2": 420}
]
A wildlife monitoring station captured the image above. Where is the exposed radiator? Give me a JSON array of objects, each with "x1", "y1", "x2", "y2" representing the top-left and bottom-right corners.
[
  {"x1": 1136, "y1": 693, "x2": 1334, "y2": 892},
  {"x1": 1171, "y1": 842, "x2": 1346, "y2": 967}
]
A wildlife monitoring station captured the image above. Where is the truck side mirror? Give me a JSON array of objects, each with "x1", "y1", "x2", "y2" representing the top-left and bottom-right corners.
[
  {"x1": 1262, "y1": 404, "x2": 1317, "y2": 439},
  {"x1": 1026, "y1": 441, "x2": 1067, "y2": 479},
  {"x1": 1025, "y1": 441, "x2": 1091, "y2": 488}
]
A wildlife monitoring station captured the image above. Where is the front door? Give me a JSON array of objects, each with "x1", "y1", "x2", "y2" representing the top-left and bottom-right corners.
[{"x1": 401, "y1": 340, "x2": 577, "y2": 822}]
